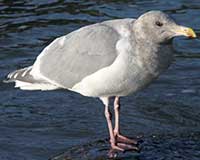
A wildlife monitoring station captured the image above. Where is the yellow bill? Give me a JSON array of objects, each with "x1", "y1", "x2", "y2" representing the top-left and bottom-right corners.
[{"x1": 175, "y1": 26, "x2": 196, "y2": 38}]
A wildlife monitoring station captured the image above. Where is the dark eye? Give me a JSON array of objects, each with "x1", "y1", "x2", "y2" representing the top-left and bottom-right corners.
[{"x1": 155, "y1": 21, "x2": 163, "y2": 27}]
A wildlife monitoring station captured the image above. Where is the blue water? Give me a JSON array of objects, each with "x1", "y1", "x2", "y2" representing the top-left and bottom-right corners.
[{"x1": 0, "y1": 0, "x2": 200, "y2": 160}]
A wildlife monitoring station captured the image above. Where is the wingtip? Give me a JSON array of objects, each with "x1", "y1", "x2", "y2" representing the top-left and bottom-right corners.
[
  {"x1": 2, "y1": 79, "x2": 13, "y2": 83},
  {"x1": 2, "y1": 73, "x2": 14, "y2": 83}
]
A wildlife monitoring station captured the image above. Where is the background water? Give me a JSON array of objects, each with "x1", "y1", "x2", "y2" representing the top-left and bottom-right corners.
[{"x1": 0, "y1": 0, "x2": 200, "y2": 160}]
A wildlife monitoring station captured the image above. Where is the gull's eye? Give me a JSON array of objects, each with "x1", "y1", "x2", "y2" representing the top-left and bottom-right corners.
[{"x1": 155, "y1": 21, "x2": 163, "y2": 27}]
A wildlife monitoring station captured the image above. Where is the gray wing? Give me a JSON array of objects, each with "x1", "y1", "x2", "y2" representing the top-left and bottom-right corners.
[{"x1": 31, "y1": 19, "x2": 135, "y2": 88}]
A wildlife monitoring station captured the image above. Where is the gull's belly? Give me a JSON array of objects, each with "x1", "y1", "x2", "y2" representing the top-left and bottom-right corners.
[
  {"x1": 71, "y1": 62, "x2": 158, "y2": 97},
  {"x1": 71, "y1": 43, "x2": 172, "y2": 97},
  {"x1": 117, "y1": 69, "x2": 157, "y2": 96}
]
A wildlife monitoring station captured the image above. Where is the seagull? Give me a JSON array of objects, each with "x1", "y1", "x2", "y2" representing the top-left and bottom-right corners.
[{"x1": 5, "y1": 11, "x2": 196, "y2": 154}]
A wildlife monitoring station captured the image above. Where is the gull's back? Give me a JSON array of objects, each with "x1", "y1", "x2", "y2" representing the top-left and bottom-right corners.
[{"x1": 5, "y1": 18, "x2": 136, "y2": 91}]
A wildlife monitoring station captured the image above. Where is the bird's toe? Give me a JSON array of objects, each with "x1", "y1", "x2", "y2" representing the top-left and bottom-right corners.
[{"x1": 115, "y1": 133, "x2": 138, "y2": 145}]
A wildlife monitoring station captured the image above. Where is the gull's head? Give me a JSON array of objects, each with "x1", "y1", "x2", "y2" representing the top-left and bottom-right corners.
[{"x1": 133, "y1": 11, "x2": 196, "y2": 43}]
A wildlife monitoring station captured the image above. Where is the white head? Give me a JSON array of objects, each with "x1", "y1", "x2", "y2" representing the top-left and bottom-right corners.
[{"x1": 133, "y1": 11, "x2": 196, "y2": 43}]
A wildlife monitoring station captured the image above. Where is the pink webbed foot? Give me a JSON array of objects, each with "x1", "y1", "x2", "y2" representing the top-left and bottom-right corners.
[
  {"x1": 115, "y1": 133, "x2": 138, "y2": 145},
  {"x1": 108, "y1": 134, "x2": 140, "y2": 155},
  {"x1": 108, "y1": 139, "x2": 140, "y2": 158}
]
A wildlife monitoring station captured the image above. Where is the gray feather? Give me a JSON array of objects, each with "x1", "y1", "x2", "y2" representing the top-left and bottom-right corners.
[
  {"x1": 5, "y1": 66, "x2": 46, "y2": 84},
  {"x1": 33, "y1": 19, "x2": 135, "y2": 88}
]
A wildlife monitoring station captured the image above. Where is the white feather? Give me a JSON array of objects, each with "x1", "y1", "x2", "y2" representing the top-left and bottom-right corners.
[{"x1": 15, "y1": 80, "x2": 59, "y2": 91}]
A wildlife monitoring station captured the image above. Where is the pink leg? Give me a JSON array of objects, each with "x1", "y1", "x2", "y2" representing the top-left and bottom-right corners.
[
  {"x1": 113, "y1": 97, "x2": 138, "y2": 145},
  {"x1": 100, "y1": 97, "x2": 124, "y2": 152}
]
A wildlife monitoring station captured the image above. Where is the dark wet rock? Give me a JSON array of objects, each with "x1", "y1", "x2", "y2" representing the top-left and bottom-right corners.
[{"x1": 50, "y1": 132, "x2": 200, "y2": 160}]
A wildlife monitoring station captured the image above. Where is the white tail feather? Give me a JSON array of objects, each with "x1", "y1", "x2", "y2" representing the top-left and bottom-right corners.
[{"x1": 15, "y1": 80, "x2": 59, "y2": 91}]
